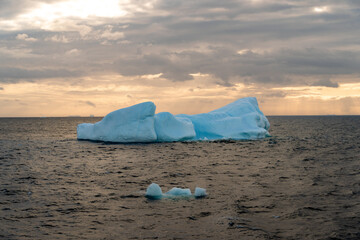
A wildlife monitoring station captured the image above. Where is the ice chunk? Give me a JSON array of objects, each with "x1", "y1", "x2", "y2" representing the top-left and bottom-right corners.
[
  {"x1": 155, "y1": 112, "x2": 196, "y2": 142},
  {"x1": 194, "y1": 187, "x2": 207, "y2": 198},
  {"x1": 77, "y1": 97, "x2": 270, "y2": 142},
  {"x1": 145, "y1": 183, "x2": 163, "y2": 199},
  {"x1": 77, "y1": 101, "x2": 157, "y2": 142},
  {"x1": 178, "y1": 97, "x2": 270, "y2": 140},
  {"x1": 165, "y1": 187, "x2": 192, "y2": 197},
  {"x1": 144, "y1": 184, "x2": 207, "y2": 200}
]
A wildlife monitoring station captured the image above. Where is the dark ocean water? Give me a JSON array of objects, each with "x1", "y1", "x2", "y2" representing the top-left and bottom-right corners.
[{"x1": 0, "y1": 116, "x2": 359, "y2": 240}]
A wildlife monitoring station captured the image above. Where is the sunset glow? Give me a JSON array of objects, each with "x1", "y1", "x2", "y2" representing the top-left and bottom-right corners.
[
  {"x1": 0, "y1": 0, "x2": 127, "y2": 30},
  {"x1": 0, "y1": 0, "x2": 359, "y2": 116},
  {"x1": 313, "y1": 6, "x2": 329, "y2": 13},
  {"x1": 23, "y1": 0, "x2": 127, "y2": 19}
]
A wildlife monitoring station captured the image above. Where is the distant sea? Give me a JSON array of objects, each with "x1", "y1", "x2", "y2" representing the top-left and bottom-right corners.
[{"x1": 0, "y1": 116, "x2": 359, "y2": 239}]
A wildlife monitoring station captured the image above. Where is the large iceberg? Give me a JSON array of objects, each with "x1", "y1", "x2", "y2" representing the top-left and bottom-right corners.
[{"x1": 77, "y1": 97, "x2": 270, "y2": 142}]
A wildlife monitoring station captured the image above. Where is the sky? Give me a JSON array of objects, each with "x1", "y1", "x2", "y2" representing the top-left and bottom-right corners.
[{"x1": 0, "y1": 0, "x2": 360, "y2": 117}]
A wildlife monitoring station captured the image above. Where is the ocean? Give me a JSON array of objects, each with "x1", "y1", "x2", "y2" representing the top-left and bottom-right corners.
[{"x1": 0, "y1": 116, "x2": 359, "y2": 239}]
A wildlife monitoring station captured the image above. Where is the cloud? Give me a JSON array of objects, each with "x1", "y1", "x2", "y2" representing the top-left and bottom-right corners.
[
  {"x1": 0, "y1": 67, "x2": 82, "y2": 83},
  {"x1": 84, "y1": 101, "x2": 96, "y2": 107},
  {"x1": 262, "y1": 90, "x2": 287, "y2": 98},
  {"x1": 0, "y1": 87, "x2": 3, "y2": 90},
  {"x1": 16, "y1": 33, "x2": 37, "y2": 42},
  {"x1": 65, "y1": 49, "x2": 81, "y2": 56},
  {"x1": 0, "y1": 0, "x2": 360, "y2": 116},
  {"x1": 112, "y1": 47, "x2": 360, "y2": 86},
  {"x1": 0, "y1": 0, "x2": 359, "y2": 88},
  {"x1": 311, "y1": 78, "x2": 339, "y2": 88},
  {"x1": 100, "y1": 25, "x2": 124, "y2": 40},
  {"x1": 46, "y1": 34, "x2": 70, "y2": 43},
  {"x1": 0, "y1": 0, "x2": 37, "y2": 19}
]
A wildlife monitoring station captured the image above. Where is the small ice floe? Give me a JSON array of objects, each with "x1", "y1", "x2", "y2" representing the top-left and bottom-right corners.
[
  {"x1": 165, "y1": 187, "x2": 192, "y2": 197},
  {"x1": 145, "y1": 183, "x2": 207, "y2": 200},
  {"x1": 145, "y1": 183, "x2": 163, "y2": 199},
  {"x1": 194, "y1": 187, "x2": 207, "y2": 198}
]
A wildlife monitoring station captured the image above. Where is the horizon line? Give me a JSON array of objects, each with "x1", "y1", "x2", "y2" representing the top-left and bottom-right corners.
[{"x1": 0, "y1": 114, "x2": 360, "y2": 118}]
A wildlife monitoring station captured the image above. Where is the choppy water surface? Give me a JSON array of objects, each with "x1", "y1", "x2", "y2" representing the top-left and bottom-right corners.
[{"x1": 0, "y1": 116, "x2": 359, "y2": 239}]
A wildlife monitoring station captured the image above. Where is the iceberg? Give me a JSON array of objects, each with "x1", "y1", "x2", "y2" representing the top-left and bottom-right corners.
[{"x1": 77, "y1": 97, "x2": 270, "y2": 142}]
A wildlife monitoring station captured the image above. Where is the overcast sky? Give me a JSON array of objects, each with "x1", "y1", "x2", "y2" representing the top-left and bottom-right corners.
[{"x1": 0, "y1": 0, "x2": 360, "y2": 116}]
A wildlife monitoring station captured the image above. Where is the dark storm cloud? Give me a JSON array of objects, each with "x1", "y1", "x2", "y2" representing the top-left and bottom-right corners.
[{"x1": 0, "y1": 0, "x2": 359, "y2": 86}]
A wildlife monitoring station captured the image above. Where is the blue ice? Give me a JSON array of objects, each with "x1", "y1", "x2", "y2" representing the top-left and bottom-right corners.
[
  {"x1": 165, "y1": 187, "x2": 192, "y2": 197},
  {"x1": 145, "y1": 183, "x2": 206, "y2": 200},
  {"x1": 145, "y1": 183, "x2": 163, "y2": 200},
  {"x1": 77, "y1": 97, "x2": 270, "y2": 142},
  {"x1": 194, "y1": 187, "x2": 207, "y2": 198}
]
